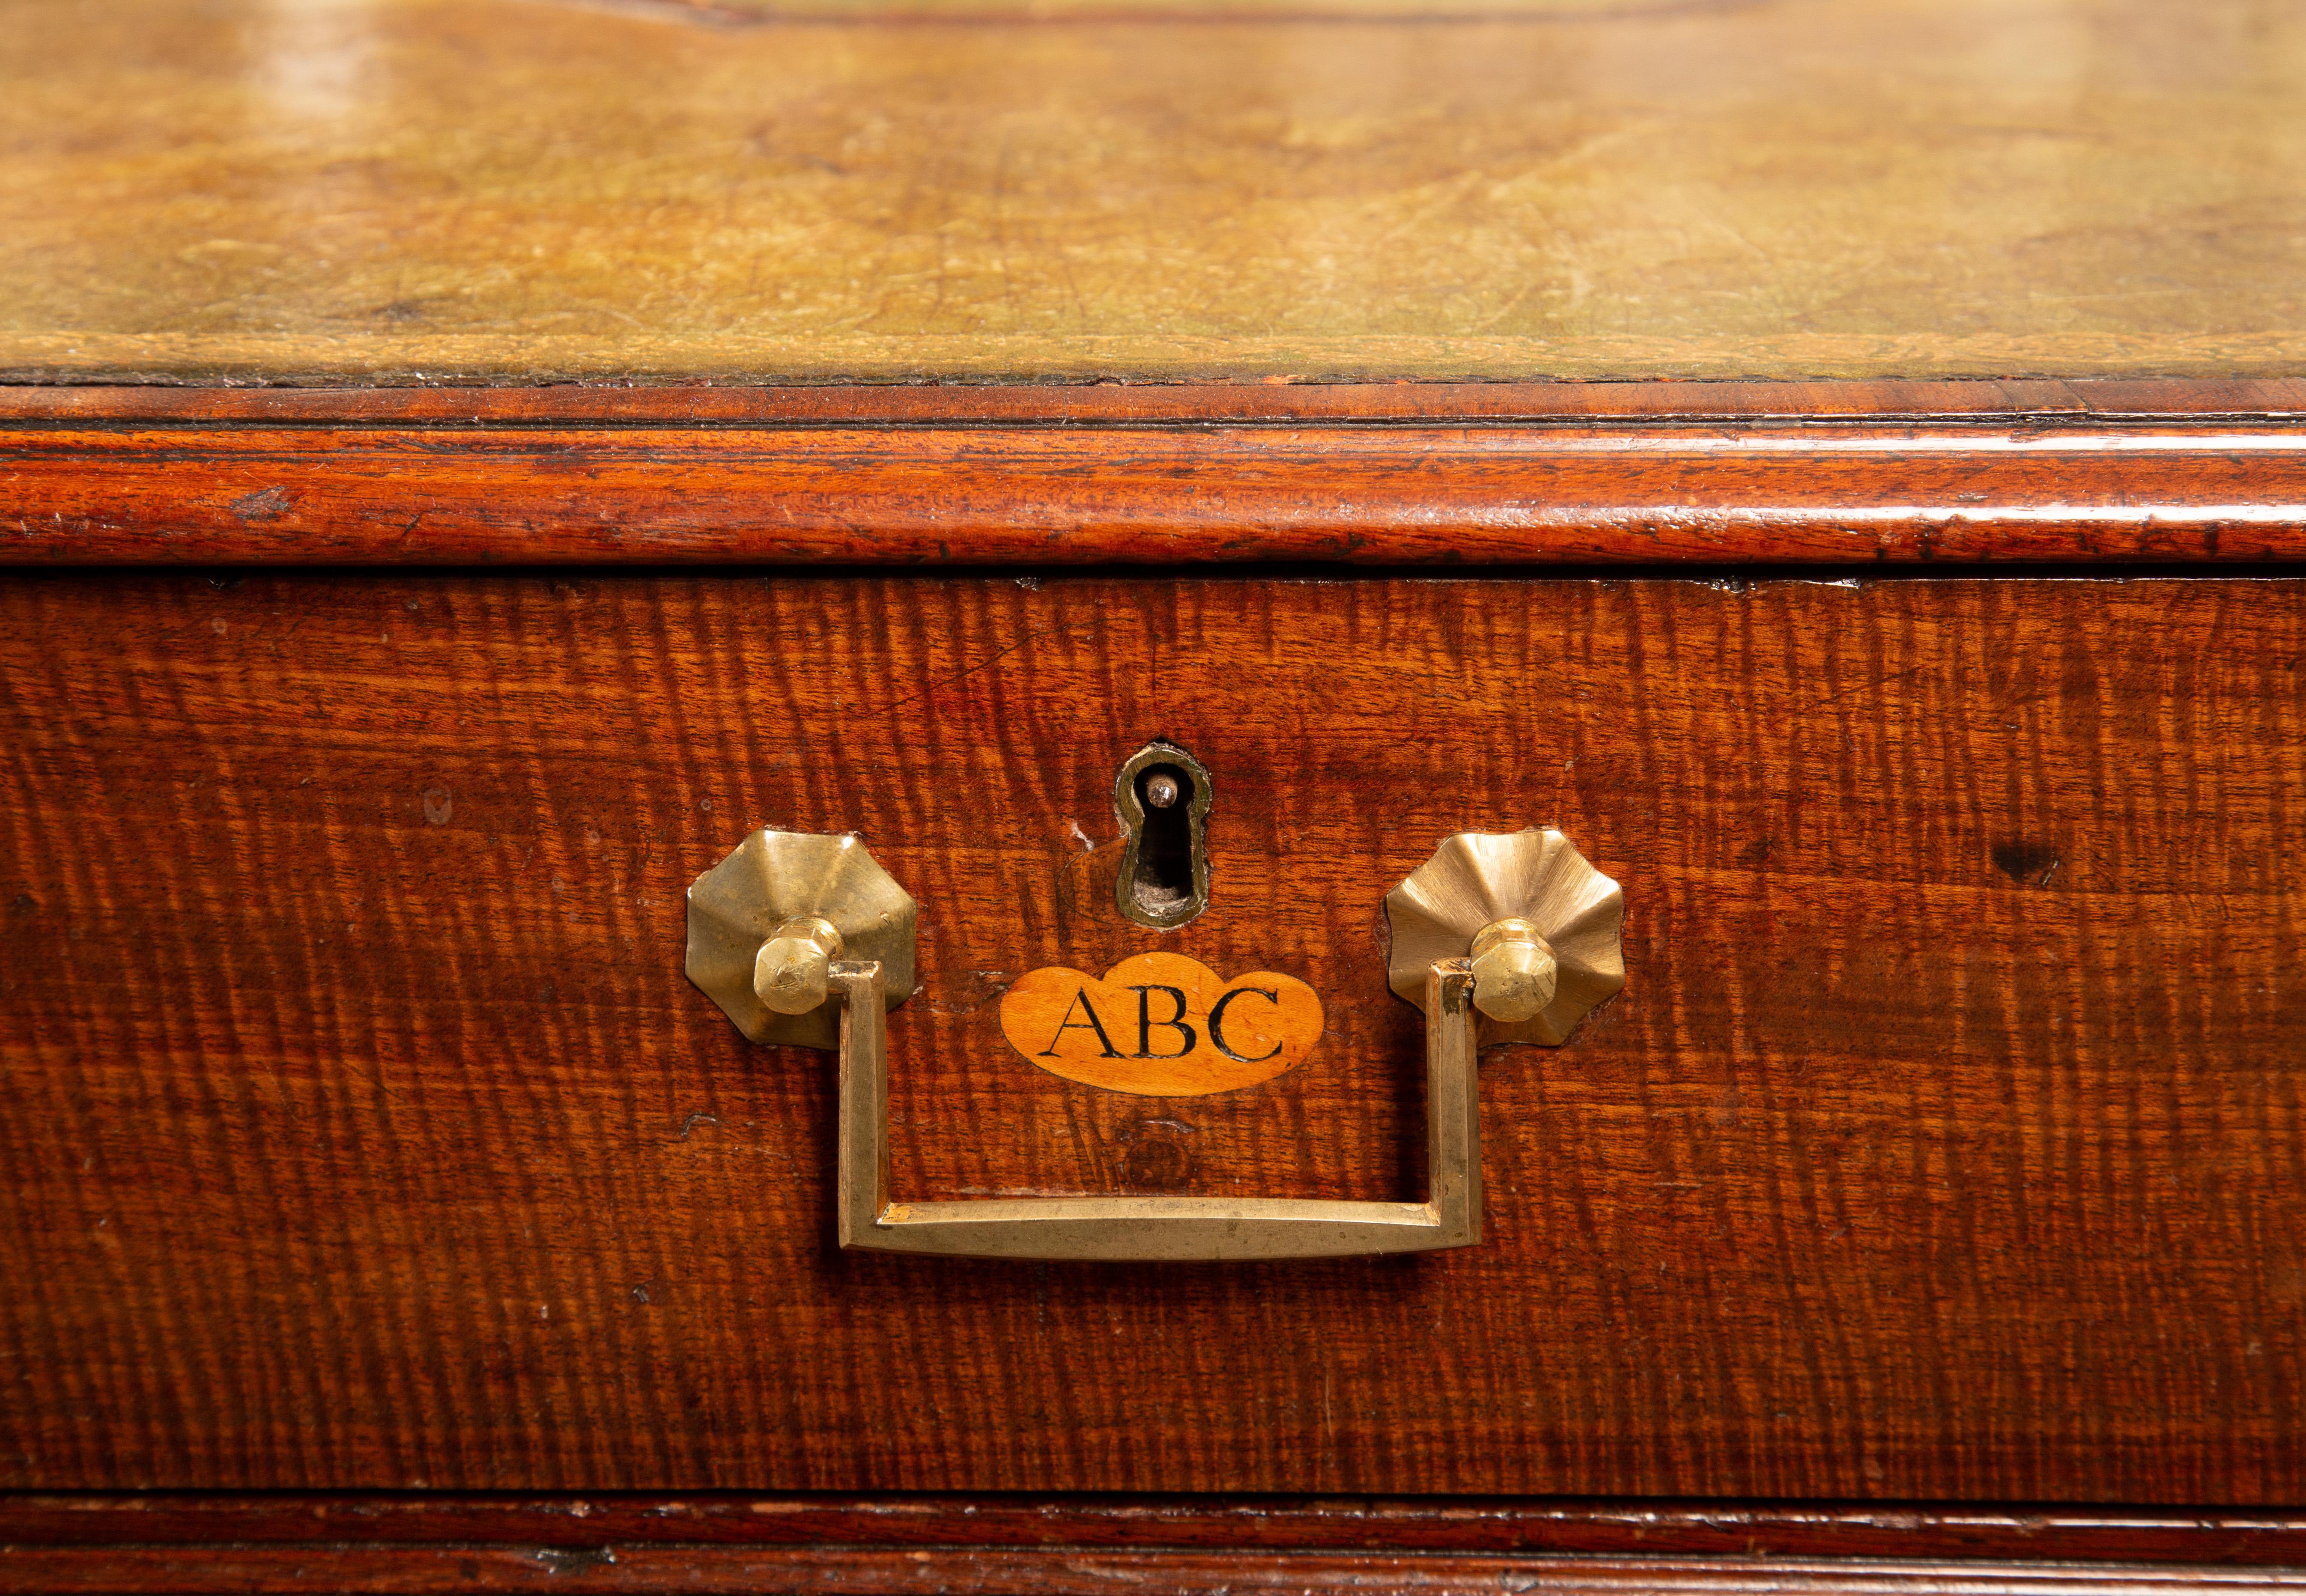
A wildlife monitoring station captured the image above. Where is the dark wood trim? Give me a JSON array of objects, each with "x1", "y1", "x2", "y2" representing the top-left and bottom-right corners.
[
  {"x1": 9, "y1": 1544, "x2": 2304, "y2": 1595},
  {"x1": 3, "y1": 378, "x2": 2305, "y2": 426},
  {"x1": 9, "y1": 1498, "x2": 2306, "y2": 1593},
  {"x1": 6, "y1": 1495, "x2": 2306, "y2": 1563},
  {"x1": 6, "y1": 410, "x2": 2306, "y2": 567}
]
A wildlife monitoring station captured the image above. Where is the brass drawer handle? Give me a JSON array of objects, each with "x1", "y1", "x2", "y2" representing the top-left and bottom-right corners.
[
  {"x1": 826, "y1": 955, "x2": 1482, "y2": 1260},
  {"x1": 687, "y1": 828, "x2": 1622, "y2": 1262}
]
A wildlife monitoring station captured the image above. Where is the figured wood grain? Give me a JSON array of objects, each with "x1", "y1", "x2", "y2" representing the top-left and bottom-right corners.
[
  {"x1": 4, "y1": 0, "x2": 2305, "y2": 383},
  {"x1": 9, "y1": 417, "x2": 2306, "y2": 566},
  {"x1": 0, "y1": 573, "x2": 2299, "y2": 1499}
]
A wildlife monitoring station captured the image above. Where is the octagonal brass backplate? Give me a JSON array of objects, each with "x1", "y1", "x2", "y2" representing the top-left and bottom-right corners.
[
  {"x1": 1384, "y1": 828, "x2": 1625, "y2": 1046},
  {"x1": 686, "y1": 829, "x2": 916, "y2": 1051}
]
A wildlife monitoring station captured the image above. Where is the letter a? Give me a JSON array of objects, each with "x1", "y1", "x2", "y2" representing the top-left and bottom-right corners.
[{"x1": 1039, "y1": 988, "x2": 1122, "y2": 1058}]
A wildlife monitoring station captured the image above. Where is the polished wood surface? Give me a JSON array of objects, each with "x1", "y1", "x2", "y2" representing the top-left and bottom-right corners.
[
  {"x1": 2, "y1": 573, "x2": 2298, "y2": 1498},
  {"x1": 5, "y1": 0, "x2": 2304, "y2": 383},
  {"x1": 9, "y1": 392, "x2": 2306, "y2": 566}
]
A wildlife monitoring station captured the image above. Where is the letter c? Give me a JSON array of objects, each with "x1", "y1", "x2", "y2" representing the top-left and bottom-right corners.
[{"x1": 1207, "y1": 986, "x2": 1282, "y2": 1063}]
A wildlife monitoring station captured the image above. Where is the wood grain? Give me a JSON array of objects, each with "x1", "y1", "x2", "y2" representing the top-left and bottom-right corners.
[
  {"x1": 0, "y1": 573, "x2": 2299, "y2": 1499},
  {"x1": 5, "y1": 0, "x2": 2304, "y2": 383},
  {"x1": 9, "y1": 416, "x2": 2306, "y2": 566}
]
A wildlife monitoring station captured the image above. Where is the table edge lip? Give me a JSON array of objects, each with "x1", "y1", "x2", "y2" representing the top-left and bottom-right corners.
[
  {"x1": 10, "y1": 378, "x2": 2306, "y2": 568},
  {"x1": 4, "y1": 377, "x2": 2306, "y2": 428}
]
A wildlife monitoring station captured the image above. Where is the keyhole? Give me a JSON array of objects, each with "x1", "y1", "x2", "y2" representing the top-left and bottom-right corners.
[{"x1": 1115, "y1": 741, "x2": 1211, "y2": 929}]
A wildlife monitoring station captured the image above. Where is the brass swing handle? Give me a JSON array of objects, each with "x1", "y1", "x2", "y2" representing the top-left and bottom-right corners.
[
  {"x1": 830, "y1": 958, "x2": 1483, "y2": 1261},
  {"x1": 686, "y1": 825, "x2": 1624, "y2": 1263}
]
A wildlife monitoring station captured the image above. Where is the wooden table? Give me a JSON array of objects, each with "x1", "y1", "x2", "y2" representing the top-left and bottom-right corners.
[{"x1": 3, "y1": 0, "x2": 2303, "y2": 1589}]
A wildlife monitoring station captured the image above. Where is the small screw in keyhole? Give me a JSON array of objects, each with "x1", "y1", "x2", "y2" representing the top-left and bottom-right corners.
[{"x1": 1114, "y1": 741, "x2": 1211, "y2": 930}]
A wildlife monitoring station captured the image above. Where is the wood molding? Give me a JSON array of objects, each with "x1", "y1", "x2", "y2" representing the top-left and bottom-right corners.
[
  {"x1": 4, "y1": 383, "x2": 2306, "y2": 567},
  {"x1": 4, "y1": 1504, "x2": 2306, "y2": 1587},
  {"x1": 8, "y1": 1546, "x2": 2305, "y2": 1594},
  {"x1": 6, "y1": 1496, "x2": 2306, "y2": 1593},
  {"x1": 9, "y1": 1494, "x2": 2306, "y2": 1560},
  {"x1": 5, "y1": 379, "x2": 2306, "y2": 425}
]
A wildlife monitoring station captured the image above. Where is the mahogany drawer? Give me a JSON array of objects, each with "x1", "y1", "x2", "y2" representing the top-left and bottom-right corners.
[{"x1": 3, "y1": 568, "x2": 2297, "y2": 1504}]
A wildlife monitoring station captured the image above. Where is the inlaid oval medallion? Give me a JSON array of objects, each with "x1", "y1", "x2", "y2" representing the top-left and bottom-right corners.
[{"x1": 998, "y1": 952, "x2": 1324, "y2": 1097}]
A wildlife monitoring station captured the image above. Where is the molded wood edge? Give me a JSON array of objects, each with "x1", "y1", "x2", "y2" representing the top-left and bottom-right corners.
[
  {"x1": 4, "y1": 379, "x2": 2306, "y2": 425},
  {"x1": 6, "y1": 1496, "x2": 2306, "y2": 1564},
  {"x1": 7, "y1": 1544, "x2": 2306, "y2": 1595},
  {"x1": 5, "y1": 414, "x2": 2306, "y2": 566}
]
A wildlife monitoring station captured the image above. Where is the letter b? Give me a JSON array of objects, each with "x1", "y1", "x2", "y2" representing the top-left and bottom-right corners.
[{"x1": 1130, "y1": 985, "x2": 1196, "y2": 1059}]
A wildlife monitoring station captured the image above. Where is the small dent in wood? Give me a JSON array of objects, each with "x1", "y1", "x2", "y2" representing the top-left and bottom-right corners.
[
  {"x1": 928, "y1": 968, "x2": 1013, "y2": 1017},
  {"x1": 228, "y1": 486, "x2": 292, "y2": 523},
  {"x1": 1113, "y1": 1118, "x2": 1196, "y2": 1194},
  {"x1": 1990, "y1": 838, "x2": 2061, "y2": 886}
]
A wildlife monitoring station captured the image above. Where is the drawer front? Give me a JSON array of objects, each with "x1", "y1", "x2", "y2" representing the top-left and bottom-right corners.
[{"x1": 1, "y1": 572, "x2": 2299, "y2": 1499}]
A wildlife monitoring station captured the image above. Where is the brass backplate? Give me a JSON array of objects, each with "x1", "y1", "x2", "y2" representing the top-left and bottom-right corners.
[{"x1": 685, "y1": 829, "x2": 916, "y2": 1051}]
